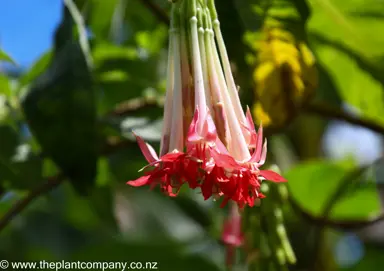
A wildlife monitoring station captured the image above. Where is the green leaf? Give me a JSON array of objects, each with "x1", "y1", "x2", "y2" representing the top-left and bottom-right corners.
[
  {"x1": 21, "y1": 4, "x2": 97, "y2": 195},
  {"x1": 0, "y1": 49, "x2": 16, "y2": 65},
  {"x1": 0, "y1": 126, "x2": 19, "y2": 185},
  {"x1": 0, "y1": 96, "x2": 11, "y2": 126},
  {"x1": 108, "y1": 145, "x2": 146, "y2": 182},
  {"x1": 0, "y1": 126, "x2": 44, "y2": 190},
  {"x1": 4, "y1": 146, "x2": 44, "y2": 190},
  {"x1": 95, "y1": 157, "x2": 113, "y2": 186},
  {"x1": 87, "y1": 0, "x2": 119, "y2": 41},
  {"x1": 135, "y1": 25, "x2": 168, "y2": 55},
  {"x1": 308, "y1": 0, "x2": 384, "y2": 55},
  {"x1": 0, "y1": 76, "x2": 13, "y2": 126},
  {"x1": 286, "y1": 160, "x2": 382, "y2": 221},
  {"x1": 0, "y1": 125, "x2": 18, "y2": 159},
  {"x1": 0, "y1": 74, "x2": 11, "y2": 98},
  {"x1": 309, "y1": 33, "x2": 384, "y2": 122},
  {"x1": 249, "y1": 0, "x2": 310, "y2": 37},
  {"x1": 330, "y1": 184, "x2": 381, "y2": 220},
  {"x1": 346, "y1": 244, "x2": 384, "y2": 271},
  {"x1": 51, "y1": 182, "x2": 101, "y2": 231},
  {"x1": 93, "y1": 43, "x2": 160, "y2": 114},
  {"x1": 18, "y1": 51, "x2": 52, "y2": 88},
  {"x1": 308, "y1": 0, "x2": 384, "y2": 123}
]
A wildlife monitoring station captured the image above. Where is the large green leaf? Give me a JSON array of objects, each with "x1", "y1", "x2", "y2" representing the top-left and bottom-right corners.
[
  {"x1": 286, "y1": 160, "x2": 382, "y2": 221},
  {"x1": 308, "y1": 0, "x2": 384, "y2": 55},
  {"x1": 308, "y1": 0, "x2": 384, "y2": 123},
  {"x1": 21, "y1": 4, "x2": 97, "y2": 195}
]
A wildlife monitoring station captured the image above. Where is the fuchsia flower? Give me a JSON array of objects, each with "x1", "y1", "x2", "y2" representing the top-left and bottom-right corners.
[
  {"x1": 127, "y1": 0, "x2": 287, "y2": 208},
  {"x1": 222, "y1": 202, "x2": 244, "y2": 267}
]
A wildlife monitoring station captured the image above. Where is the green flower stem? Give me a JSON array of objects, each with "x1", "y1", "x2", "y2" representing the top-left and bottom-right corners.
[
  {"x1": 206, "y1": 0, "x2": 218, "y2": 21},
  {"x1": 190, "y1": 0, "x2": 197, "y2": 17},
  {"x1": 260, "y1": 182, "x2": 297, "y2": 270},
  {"x1": 197, "y1": 6, "x2": 203, "y2": 27},
  {"x1": 277, "y1": 224, "x2": 296, "y2": 264},
  {"x1": 261, "y1": 184, "x2": 284, "y2": 267}
]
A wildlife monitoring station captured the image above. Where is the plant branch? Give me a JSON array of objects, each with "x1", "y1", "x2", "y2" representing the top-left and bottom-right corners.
[
  {"x1": 0, "y1": 174, "x2": 64, "y2": 232},
  {"x1": 292, "y1": 157, "x2": 383, "y2": 268},
  {"x1": 107, "y1": 97, "x2": 163, "y2": 117},
  {"x1": 0, "y1": 138, "x2": 137, "y2": 233},
  {"x1": 305, "y1": 101, "x2": 384, "y2": 135},
  {"x1": 138, "y1": 0, "x2": 170, "y2": 25}
]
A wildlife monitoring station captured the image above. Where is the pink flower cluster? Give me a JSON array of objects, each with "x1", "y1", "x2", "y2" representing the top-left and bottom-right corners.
[{"x1": 127, "y1": 0, "x2": 287, "y2": 208}]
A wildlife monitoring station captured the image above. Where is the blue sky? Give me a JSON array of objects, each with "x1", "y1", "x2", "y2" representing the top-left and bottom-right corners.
[{"x1": 0, "y1": 0, "x2": 62, "y2": 68}]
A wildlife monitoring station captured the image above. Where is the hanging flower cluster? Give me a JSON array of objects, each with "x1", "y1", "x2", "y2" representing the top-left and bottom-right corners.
[{"x1": 127, "y1": 0, "x2": 287, "y2": 208}]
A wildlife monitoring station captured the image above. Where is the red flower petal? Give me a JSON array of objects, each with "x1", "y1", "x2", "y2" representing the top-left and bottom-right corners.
[
  {"x1": 133, "y1": 133, "x2": 159, "y2": 163},
  {"x1": 127, "y1": 175, "x2": 151, "y2": 187},
  {"x1": 210, "y1": 149, "x2": 240, "y2": 169},
  {"x1": 259, "y1": 170, "x2": 287, "y2": 182}
]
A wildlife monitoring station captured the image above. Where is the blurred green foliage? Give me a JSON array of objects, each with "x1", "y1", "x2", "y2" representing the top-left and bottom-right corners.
[{"x1": 0, "y1": 0, "x2": 383, "y2": 270}]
